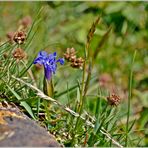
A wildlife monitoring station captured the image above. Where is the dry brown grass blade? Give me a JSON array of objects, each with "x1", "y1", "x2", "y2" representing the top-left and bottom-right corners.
[
  {"x1": 86, "y1": 16, "x2": 101, "y2": 57},
  {"x1": 87, "y1": 16, "x2": 100, "y2": 45}
]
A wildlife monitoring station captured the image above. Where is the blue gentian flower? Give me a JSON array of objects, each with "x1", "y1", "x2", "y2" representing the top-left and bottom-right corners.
[{"x1": 34, "y1": 51, "x2": 64, "y2": 80}]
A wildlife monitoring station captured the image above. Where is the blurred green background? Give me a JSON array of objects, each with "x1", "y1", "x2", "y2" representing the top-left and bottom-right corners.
[{"x1": 0, "y1": 1, "x2": 147, "y2": 146}]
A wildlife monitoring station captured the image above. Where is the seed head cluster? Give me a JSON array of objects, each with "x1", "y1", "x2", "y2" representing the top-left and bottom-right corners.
[
  {"x1": 64, "y1": 47, "x2": 84, "y2": 69},
  {"x1": 13, "y1": 31, "x2": 26, "y2": 44},
  {"x1": 6, "y1": 32, "x2": 15, "y2": 43},
  {"x1": 19, "y1": 16, "x2": 32, "y2": 29},
  {"x1": 107, "y1": 93, "x2": 121, "y2": 106},
  {"x1": 12, "y1": 48, "x2": 27, "y2": 61},
  {"x1": 6, "y1": 16, "x2": 32, "y2": 44}
]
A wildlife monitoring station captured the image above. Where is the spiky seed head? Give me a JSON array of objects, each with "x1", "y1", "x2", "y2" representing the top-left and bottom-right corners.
[
  {"x1": 107, "y1": 94, "x2": 121, "y2": 106},
  {"x1": 13, "y1": 31, "x2": 26, "y2": 44},
  {"x1": 12, "y1": 48, "x2": 27, "y2": 61}
]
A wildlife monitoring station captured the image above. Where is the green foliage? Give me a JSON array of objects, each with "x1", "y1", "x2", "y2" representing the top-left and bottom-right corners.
[{"x1": 0, "y1": 1, "x2": 147, "y2": 147}]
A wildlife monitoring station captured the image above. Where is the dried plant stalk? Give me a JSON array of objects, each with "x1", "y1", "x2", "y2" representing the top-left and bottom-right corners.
[
  {"x1": 87, "y1": 16, "x2": 100, "y2": 48},
  {"x1": 93, "y1": 26, "x2": 112, "y2": 60}
]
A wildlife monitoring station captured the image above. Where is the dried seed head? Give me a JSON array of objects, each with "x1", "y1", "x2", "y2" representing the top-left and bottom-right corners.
[
  {"x1": 70, "y1": 57, "x2": 84, "y2": 69},
  {"x1": 107, "y1": 94, "x2": 121, "y2": 106},
  {"x1": 64, "y1": 47, "x2": 76, "y2": 61},
  {"x1": 69, "y1": 55, "x2": 77, "y2": 62},
  {"x1": 13, "y1": 31, "x2": 26, "y2": 44},
  {"x1": 64, "y1": 47, "x2": 84, "y2": 69},
  {"x1": 19, "y1": 16, "x2": 32, "y2": 29},
  {"x1": 70, "y1": 62, "x2": 79, "y2": 68},
  {"x1": 87, "y1": 17, "x2": 100, "y2": 44},
  {"x1": 67, "y1": 47, "x2": 76, "y2": 55},
  {"x1": 12, "y1": 48, "x2": 27, "y2": 61},
  {"x1": 6, "y1": 31, "x2": 15, "y2": 43},
  {"x1": 99, "y1": 73, "x2": 113, "y2": 89},
  {"x1": 76, "y1": 57, "x2": 84, "y2": 63},
  {"x1": 76, "y1": 57, "x2": 84, "y2": 69},
  {"x1": 63, "y1": 54, "x2": 70, "y2": 60}
]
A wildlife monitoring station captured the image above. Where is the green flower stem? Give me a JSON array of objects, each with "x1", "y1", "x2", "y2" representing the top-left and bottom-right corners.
[
  {"x1": 43, "y1": 76, "x2": 54, "y2": 97},
  {"x1": 72, "y1": 45, "x2": 88, "y2": 145},
  {"x1": 43, "y1": 76, "x2": 54, "y2": 121}
]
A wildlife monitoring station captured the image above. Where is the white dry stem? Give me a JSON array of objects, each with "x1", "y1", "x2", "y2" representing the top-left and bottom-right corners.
[{"x1": 12, "y1": 75, "x2": 123, "y2": 148}]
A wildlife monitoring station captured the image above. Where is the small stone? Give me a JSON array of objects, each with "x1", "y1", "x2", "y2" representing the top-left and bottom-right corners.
[{"x1": 0, "y1": 106, "x2": 60, "y2": 147}]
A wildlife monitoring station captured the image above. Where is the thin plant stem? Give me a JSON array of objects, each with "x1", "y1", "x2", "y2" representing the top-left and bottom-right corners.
[
  {"x1": 125, "y1": 50, "x2": 137, "y2": 146},
  {"x1": 26, "y1": 7, "x2": 44, "y2": 42},
  {"x1": 94, "y1": 87, "x2": 102, "y2": 133},
  {"x1": 72, "y1": 51, "x2": 87, "y2": 144}
]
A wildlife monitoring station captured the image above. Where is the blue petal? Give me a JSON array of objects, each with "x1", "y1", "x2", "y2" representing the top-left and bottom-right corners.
[
  {"x1": 39, "y1": 51, "x2": 48, "y2": 57},
  {"x1": 44, "y1": 65, "x2": 52, "y2": 80},
  {"x1": 53, "y1": 52, "x2": 57, "y2": 57},
  {"x1": 56, "y1": 58, "x2": 64, "y2": 65},
  {"x1": 33, "y1": 57, "x2": 44, "y2": 65},
  {"x1": 51, "y1": 63, "x2": 57, "y2": 74},
  {"x1": 33, "y1": 50, "x2": 64, "y2": 80},
  {"x1": 33, "y1": 51, "x2": 48, "y2": 65}
]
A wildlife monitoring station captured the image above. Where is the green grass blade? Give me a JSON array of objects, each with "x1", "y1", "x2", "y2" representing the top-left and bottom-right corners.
[
  {"x1": 6, "y1": 84, "x2": 36, "y2": 120},
  {"x1": 128, "y1": 119, "x2": 136, "y2": 132},
  {"x1": 55, "y1": 84, "x2": 79, "y2": 98},
  {"x1": 125, "y1": 50, "x2": 137, "y2": 146}
]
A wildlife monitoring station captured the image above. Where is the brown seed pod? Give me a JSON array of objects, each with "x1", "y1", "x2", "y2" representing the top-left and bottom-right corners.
[
  {"x1": 64, "y1": 47, "x2": 76, "y2": 61},
  {"x1": 64, "y1": 47, "x2": 84, "y2": 69},
  {"x1": 69, "y1": 55, "x2": 76, "y2": 62},
  {"x1": 6, "y1": 31, "x2": 15, "y2": 43},
  {"x1": 19, "y1": 16, "x2": 32, "y2": 29},
  {"x1": 63, "y1": 53, "x2": 70, "y2": 60},
  {"x1": 66, "y1": 47, "x2": 76, "y2": 55},
  {"x1": 70, "y1": 57, "x2": 84, "y2": 69},
  {"x1": 107, "y1": 93, "x2": 121, "y2": 106},
  {"x1": 13, "y1": 31, "x2": 26, "y2": 44},
  {"x1": 12, "y1": 48, "x2": 27, "y2": 61},
  {"x1": 70, "y1": 62, "x2": 79, "y2": 68},
  {"x1": 76, "y1": 57, "x2": 84, "y2": 63}
]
